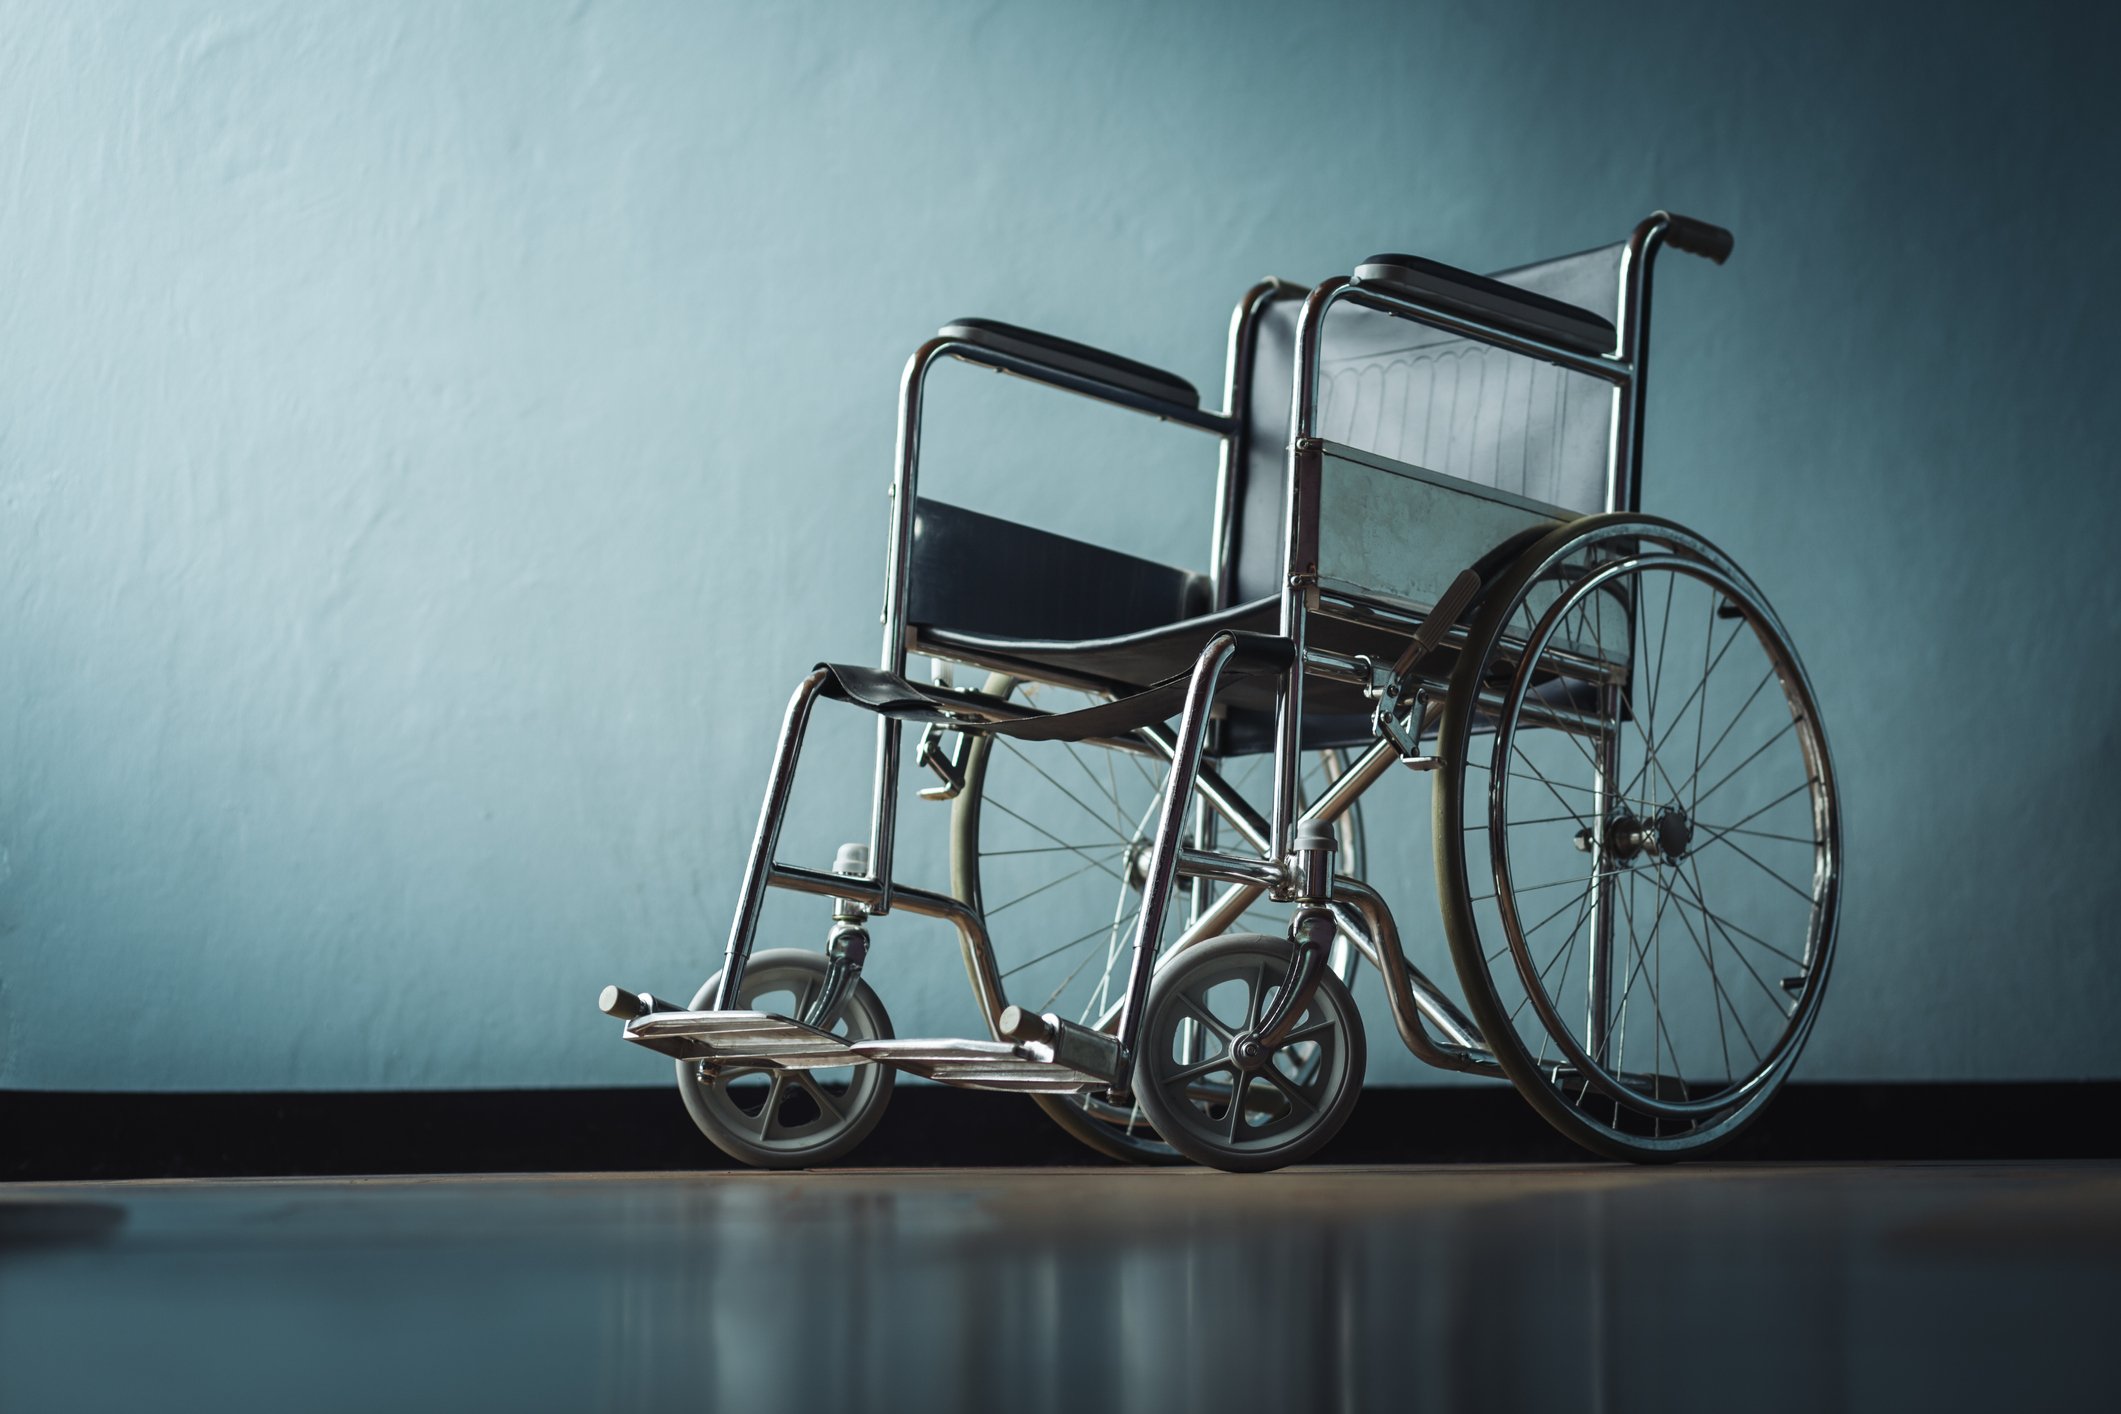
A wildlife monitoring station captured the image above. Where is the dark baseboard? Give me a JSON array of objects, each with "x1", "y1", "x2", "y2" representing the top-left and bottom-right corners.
[{"x1": 5, "y1": 1081, "x2": 2116, "y2": 1182}]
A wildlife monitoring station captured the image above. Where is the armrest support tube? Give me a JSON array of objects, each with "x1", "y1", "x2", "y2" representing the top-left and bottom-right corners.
[
  {"x1": 715, "y1": 667, "x2": 834, "y2": 1007},
  {"x1": 870, "y1": 338, "x2": 962, "y2": 912},
  {"x1": 1112, "y1": 632, "x2": 1245, "y2": 1088}
]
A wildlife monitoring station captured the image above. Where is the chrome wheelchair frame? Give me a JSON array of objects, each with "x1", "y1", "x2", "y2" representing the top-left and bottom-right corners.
[{"x1": 602, "y1": 211, "x2": 1841, "y2": 1169}]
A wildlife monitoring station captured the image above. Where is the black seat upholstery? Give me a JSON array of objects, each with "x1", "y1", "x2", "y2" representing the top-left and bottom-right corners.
[{"x1": 908, "y1": 498, "x2": 1417, "y2": 749}]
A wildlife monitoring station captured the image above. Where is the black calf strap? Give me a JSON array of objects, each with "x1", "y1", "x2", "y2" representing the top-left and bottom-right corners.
[{"x1": 816, "y1": 632, "x2": 1293, "y2": 744}]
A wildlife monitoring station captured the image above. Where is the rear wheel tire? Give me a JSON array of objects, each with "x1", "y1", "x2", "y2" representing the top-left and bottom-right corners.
[{"x1": 1435, "y1": 515, "x2": 1840, "y2": 1161}]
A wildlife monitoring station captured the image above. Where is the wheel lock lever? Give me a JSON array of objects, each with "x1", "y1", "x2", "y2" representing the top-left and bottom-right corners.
[
  {"x1": 1365, "y1": 668, "x2": 1438, "y2": 771},
  {"x1": 1361, "y1": 568, "x2": 1480, "y2": 771},
  {"x1": 914, "y1": 722, "x2": 968, "y2": 801}
]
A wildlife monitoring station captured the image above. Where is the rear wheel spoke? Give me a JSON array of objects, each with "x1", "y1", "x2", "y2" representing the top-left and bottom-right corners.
[{"x1": 1459, "y1": 535, "x2": 1837, "y2": 1153}]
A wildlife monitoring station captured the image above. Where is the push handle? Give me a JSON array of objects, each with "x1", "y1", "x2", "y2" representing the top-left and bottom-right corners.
[{"x1": 1659, "y1": 212, "x2": 1735, "y2": 264}]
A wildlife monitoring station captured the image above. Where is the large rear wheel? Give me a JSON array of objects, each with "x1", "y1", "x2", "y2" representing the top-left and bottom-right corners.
[{"x1": 1435, "y1": 516, "x2": 1840, "y2": 1160}]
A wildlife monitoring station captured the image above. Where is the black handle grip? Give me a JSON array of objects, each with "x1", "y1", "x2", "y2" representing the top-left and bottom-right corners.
[{"x1": 1659, "y1": 212, "x2": 1735, "y2": 264}]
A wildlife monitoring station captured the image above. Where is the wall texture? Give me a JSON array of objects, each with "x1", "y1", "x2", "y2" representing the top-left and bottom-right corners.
[{"x1": 3, "y1": 0, "x2": 2117, "y2": 1090}]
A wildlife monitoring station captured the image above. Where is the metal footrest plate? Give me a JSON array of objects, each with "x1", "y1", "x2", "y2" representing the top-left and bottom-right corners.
[
  {"x1": 623, "y1": 1009, "x2": 867, "y2": 1070},
  {"x1": 848, "y1": 1037, "x2": 1106, "y2": 1094}
]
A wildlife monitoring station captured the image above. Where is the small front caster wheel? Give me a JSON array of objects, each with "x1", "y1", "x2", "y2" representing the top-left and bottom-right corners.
[
  {"x1": 677, "y1": 949, "x2": 894, "y2": 1169},
  {"x1": 1132, "y1": 933, "x2": 1365, "y2": 1173}
]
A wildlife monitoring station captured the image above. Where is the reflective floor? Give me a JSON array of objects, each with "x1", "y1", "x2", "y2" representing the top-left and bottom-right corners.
[{"x1": 3, "y1": 1164, "x2": 2116, "y2": 1413}]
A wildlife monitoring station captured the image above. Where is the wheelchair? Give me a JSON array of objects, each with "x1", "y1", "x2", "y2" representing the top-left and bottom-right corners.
[{"x1": 599, "y1": 211, "x2": 1841, "y2": 1171}]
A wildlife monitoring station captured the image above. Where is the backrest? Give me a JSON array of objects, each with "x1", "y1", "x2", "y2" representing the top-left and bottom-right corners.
[{"x1": 1229, "y1": 242, "x2": 1626, "y2": 606}]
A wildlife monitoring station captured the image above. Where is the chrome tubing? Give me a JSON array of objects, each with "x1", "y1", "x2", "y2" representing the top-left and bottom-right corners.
[
  {"x1": 1300, "y1": 644, "x2": 1373, "y2": 686},
  {"x1": 1095, "y1": 730, "x2": 1401, "y2": 1026},
  {"x1": 1608, "y1": 214, "x2": 1670, "y2": 516},
  {"x1": 1187, "y1": 791, "x2": 1215, "y2": 930},
  {"x1": 1317, "y1": 748, "x2": 1371, "y2": 982},
  {"x1": 873, "y1": 337, "x2": 957, "y2": 914},
  {"x1": 1592, "y1": 201, "x2": 1668, "y2": 1057},
  {"x1": 1141, "y1": 722, "x2": 1275, "y2": 857},
  {"x1": 767, "y1": 864, "x2": 1009, "y2": 1037},
  {"x1": 1305, "y1": 733, "x2": 1399, "y2": 823},
  {"x1": 1175, "y1": 846, "x2": 1284, "y2": 890},
  {"x1": 1606, "y1": 210, "x2": 1731, "y2": 514},
  {"x1": 1331, "y1": 880, "x2": 1500, "y2": 1076},
  {"x1": 1587, "y1": 687, "x2": 1623, "y2": 1064},
  {"x1": 713, "y1": 667, "x2": 834, "y2": 1009},
  {"x1": 1270, "y1": 280, "x2": 1347, "y2": 860},
  {"x1": 1213, "y1": 277, "x2": 1307, "y2": 610},
  {"x1": 1112, "y1": 633, "x2": 1243, "y2": 1086},
  {"x1": 1176, "y1": 877, "x2": 1268, "y2": 952}
]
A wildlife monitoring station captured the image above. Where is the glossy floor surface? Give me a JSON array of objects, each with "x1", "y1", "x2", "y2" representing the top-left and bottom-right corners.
[{"x1": 3, "y1": 1164, "x2": 2116, "y2": 1413}]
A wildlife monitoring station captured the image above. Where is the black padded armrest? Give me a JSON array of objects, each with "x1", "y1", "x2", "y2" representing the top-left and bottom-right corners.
[
  {"x1": 940, "y1": 318, "x2": 1200, "y2": 410},
  {"x1": 1352, "y1": 255, "x2": 1616, "y2": 355}
]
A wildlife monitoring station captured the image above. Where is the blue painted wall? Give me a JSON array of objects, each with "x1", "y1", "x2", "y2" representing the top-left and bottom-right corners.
[{"x1": 4, "y1": 0, "x2": 2117, "y2": 1089}]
